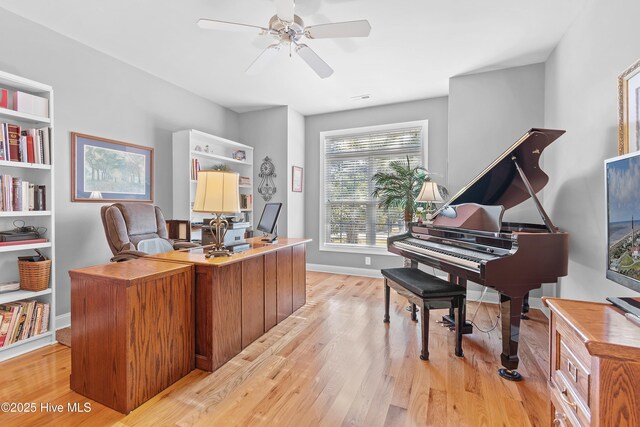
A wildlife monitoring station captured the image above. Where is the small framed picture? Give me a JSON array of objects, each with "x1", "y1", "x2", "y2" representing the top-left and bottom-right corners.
[
  {"x1": 292, "y1": 166, "x2": 303, "y2": 192},
  {"x1": 618, "y1": 58, "x2": 640, "y2": 154},
  {"x1": 71, "y1": 132, "x2": 153, "y2": 202},
  {"x1": 232, "y1": 150, "x2": 246, "y2": 161}
]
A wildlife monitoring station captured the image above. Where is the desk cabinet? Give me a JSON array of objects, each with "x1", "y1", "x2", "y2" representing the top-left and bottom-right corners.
[
  {"x1": 543, "y1": 298, "x2": 640, "y2": 427},
  {"x1": 147, "y1": 238, "x2": 310, "y2": 372},
  {"x1": 69, "y1": 260, "x2": 194, "y2": 414}
]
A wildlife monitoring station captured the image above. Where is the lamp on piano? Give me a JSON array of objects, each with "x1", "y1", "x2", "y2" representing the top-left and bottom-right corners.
[{"x1": 416, "y1": 181, "x2": 444, "y2": 219}]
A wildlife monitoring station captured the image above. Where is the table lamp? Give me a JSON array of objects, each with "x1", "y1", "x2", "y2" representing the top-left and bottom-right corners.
[
  {"x1": 192, "y1": 170, "x2": 240, "y2": 258},
  {"x1": 416, "y1": 181, "x2": 444, "y2": 220}
]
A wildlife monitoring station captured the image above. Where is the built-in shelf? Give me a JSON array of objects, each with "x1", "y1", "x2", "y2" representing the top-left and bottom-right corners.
[
  {"x1": 191, "y1": 151, "x2": 252, "y2": 166},
  {"x1": 1, "y1": 331, "x2": 54, "y2": 352},
  {"x1": 0, "y1": 210, "x2": 51, "y2": 217},
  {"x1": 0, "y1": 242, "x2": 51, "y2": 253},
  {"x1": 0, "y1": 160, "x2": 51, "y2": 170},
  {"x1": 0, "y1": 288, "x2": 51, "y2": 305},
  {"x1": 0, "y1": 107, "x2": 50, "y2": 125}
]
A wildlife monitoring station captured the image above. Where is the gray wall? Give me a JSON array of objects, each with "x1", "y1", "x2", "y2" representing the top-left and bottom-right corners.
[
  {"x1": 449, "y1": 63, "x2": 546, "y2": 224},
  {"x1": 287, "y1": 108, "x2": 305, "y2": 238},
  {"x1": 239, "y1": 107, "x2": 289, "y2": 237},
  {"x1": 304, "y1": 97, "x2": 449, "y2": 270},
  {"x1": 0, "y1": 10, "x2": 240, "y2": 316},
  {"x1": 448, "y1": 63, "x2": 547, "y2": 297},
  {"x1": 544, "y1": 0, "x2": 640, "y2": 301}
]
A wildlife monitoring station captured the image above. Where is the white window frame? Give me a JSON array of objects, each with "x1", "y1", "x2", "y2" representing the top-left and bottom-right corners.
[{"x1": 319, "y1": 120, "x2": 428, "y2": 255}]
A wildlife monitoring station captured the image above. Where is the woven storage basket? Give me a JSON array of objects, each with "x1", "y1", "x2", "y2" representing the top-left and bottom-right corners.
[{"x1": 18, "y1": 259, "x2": 52, "y2": 291}]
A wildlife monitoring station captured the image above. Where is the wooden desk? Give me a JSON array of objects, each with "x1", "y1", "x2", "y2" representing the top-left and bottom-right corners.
[
  {"x1": 69, "y1": 259, "x2": 194, "y2": 414},
  {"x1": 147, "y1": 237, "x2": 311, "y2": 372},
  {"x1": 543, "y1": 298, "x2": 640, "y2": 427}
]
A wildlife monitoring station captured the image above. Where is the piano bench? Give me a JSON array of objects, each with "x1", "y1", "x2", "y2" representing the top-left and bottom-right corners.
[{"x1": 381, "y1": 268, "x2": 466, "y2": 361}]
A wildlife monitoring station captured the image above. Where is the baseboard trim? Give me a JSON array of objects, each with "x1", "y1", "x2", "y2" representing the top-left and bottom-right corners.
[
  {"x1": 56, "y1": 312, "x2": 71, "y2": 329},
  {"x1": 306, "y1": 264, "x2": 550, "y2": 316},
  {"x1": 306, "y1": 263, "x2": 383, "y2": 278}
]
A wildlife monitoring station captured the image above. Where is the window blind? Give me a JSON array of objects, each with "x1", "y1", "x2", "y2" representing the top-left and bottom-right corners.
[{"x1": 322, "y1": 126, "x2": 423, "y2": 249}]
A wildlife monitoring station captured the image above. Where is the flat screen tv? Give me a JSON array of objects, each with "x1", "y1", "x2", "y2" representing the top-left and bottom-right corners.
[{"x1": 605, "y1": 150, "x2": 640, "y2": 293}]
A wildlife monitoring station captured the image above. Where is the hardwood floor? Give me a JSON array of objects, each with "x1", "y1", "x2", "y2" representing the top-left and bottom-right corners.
[{"x1": 0, "y1": 272, "x2": 550, "y2": 426}]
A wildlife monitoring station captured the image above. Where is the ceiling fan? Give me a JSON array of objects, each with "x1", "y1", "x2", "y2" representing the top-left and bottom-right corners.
[{"x1": 197, "y1": 0, "x2": 371, "y2": 79}]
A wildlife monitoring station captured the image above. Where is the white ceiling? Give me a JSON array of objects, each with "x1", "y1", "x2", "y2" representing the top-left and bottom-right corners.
[{"x1": 0, "y1": 0, "x2": 586, "y2": 115}]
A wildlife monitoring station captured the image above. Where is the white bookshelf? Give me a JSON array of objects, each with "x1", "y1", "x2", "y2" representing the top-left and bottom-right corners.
[
  {"x1": 172, "y1": 130, "x2": 254, "y2": 241},
  {"x1": 0, "y1": 70, "x2": 56, "y2": 361}
]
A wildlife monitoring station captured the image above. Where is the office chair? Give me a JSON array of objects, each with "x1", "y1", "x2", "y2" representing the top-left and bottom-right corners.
[{"x1": 101, "y1": 202, "x2": 197, "y2": 262}]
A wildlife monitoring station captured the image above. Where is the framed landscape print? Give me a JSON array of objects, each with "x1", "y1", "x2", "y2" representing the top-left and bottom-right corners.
[
  {"x1": 618, "y1": 58, "x2": 640, "y2": 154},
  {"x1": 292, "y1": 166, "x2": 303, "y2": 192},
  {"x1": 71, "y1": 132, "x2": 154, "y2": 202}
]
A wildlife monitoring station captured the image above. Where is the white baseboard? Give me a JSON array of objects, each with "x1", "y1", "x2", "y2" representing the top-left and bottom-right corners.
[
  {"x1": 307, "y1": 263, "x2": 382, "y2": 278},
  {"x1": 56, "y1": 312, "x2": 71, "y2": 329},
  {"x1": 306, "y1": 263, "x2": 550, "y2": 317}
]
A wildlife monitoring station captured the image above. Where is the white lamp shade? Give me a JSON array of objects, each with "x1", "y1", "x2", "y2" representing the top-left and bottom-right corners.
[
  {"x1": 193, "y1": 170, "x2": 240, "y2": 214},
  {"x1": 416, "y1": 181, "x2": 444, "y2": 202}
]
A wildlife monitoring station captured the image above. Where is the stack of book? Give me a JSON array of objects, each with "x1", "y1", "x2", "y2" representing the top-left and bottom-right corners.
[
  {"x1": 191, "y1": 158, "x2": 201, "y2": 180},
  {"x1": 240, "y1": 194, "x2": 253, "y2": 210},
  {"x1": 0, "y1": 300, "x2": 50, "y2": 347},
  {"x1": 0, "y1": 175, "x2": 46, "y2": 211},
  {"x1": 0, "y1": 123, "x2": 51, "y2": 164}
]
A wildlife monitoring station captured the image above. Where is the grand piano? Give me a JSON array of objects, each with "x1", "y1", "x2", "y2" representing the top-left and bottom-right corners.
[{"x1": 388, "y1": 128, "x2": 569, "y2": 381}]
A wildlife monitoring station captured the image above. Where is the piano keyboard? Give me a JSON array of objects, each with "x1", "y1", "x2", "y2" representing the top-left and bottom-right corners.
[{"x1": 393, "y1": 238, "x2": 498, "y2": 270}]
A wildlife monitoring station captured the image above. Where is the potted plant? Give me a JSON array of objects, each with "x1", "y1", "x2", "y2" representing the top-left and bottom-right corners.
[{"x1": 371, "y1": 156, "x2": 430, "y2": 229}]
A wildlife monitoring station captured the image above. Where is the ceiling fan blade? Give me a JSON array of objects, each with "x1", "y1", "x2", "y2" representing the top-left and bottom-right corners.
[
  {"x1": 305, "y1": 20, "x2": 371, "y2": 39},
  {"x1": 295, "y1": 44, "x2": 334, "y2": 79},
  {"x1": 275, "y1": 0, "x2": 295, "y2": 22},
  {"x1": 246, "y1": 43, "x2": 281, "y2": 75},
  {"x1": 197, "y1": 18, "x2": 267, "y2": 33}
]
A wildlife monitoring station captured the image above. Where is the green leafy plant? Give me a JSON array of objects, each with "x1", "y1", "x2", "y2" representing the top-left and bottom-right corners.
[{"x1": 371, "y1": 156, "x2": 429, "y2": 225}]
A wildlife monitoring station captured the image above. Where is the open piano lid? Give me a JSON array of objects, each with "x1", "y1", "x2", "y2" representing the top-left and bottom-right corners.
[{"x1": 434, "y1": 128, "x2": 565, "y2": 217}]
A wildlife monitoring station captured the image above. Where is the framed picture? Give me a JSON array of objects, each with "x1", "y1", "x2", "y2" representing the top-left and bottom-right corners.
[
  {"x1": 618, "y1": 58, "x2": 640, "y2": 154},
  {"x1": 292, "y1": 166, "x2": 303, "y2": 192},
  {"x1": 71, "y1": 132, "x2": 154, "y2": 202}
]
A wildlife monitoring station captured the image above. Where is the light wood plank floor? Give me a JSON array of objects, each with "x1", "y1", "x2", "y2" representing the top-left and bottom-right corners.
[{"x1": 0, "y1": 272, "x2": 550, "y2": 426}]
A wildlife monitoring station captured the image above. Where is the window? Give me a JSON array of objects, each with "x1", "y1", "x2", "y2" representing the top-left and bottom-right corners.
[{"x1": 320, "y1": 121, "x2": 427, "y2": 254}]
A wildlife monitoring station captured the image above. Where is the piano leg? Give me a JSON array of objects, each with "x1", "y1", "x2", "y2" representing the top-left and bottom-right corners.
[
  {"x1": 420, "y1": 301, "x2": 429, "y2": 361},
  {"x1": 383, "y1": 279, "x2": 390, "y2": 323},
  {"x1": 521, "y1": 292, "x2": 530, "y2": 320},
  {"x1": 498, "y1": 293, "x2": 524, "y2": 382}
]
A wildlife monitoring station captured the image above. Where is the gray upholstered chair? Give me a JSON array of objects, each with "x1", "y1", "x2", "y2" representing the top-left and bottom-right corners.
[{"x1": 100, "y1": 202, "x2": 197, "y2": 262}]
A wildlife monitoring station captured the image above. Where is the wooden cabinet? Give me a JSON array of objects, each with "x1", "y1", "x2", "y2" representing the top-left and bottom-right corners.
[
  {"x1": 69, "y1": 260, "x2": 194, "y2": 414},
  {"x1": 264, "y1": 251, "x2": 278, "y2": 331},
  {"x1": 147, "y1": 238, "x2": 310, "y2": 372},
  {"x1": 543, "y1": 298, "x2": 640, "y2": 427},
  {"x1": 242, "y1": 256, "x2": 265, "y2": 347},
  {"x1": 277, "y1": 247, "x2": 293, "y2": 322},
  {"x1": 292, "y1": 244, "x2": 306, "y2": 312}
]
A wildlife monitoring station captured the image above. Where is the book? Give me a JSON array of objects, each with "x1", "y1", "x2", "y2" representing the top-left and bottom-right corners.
[
  {"x1": 13, "y1": 91, "x2": 49, "y2": 117},
  {"x1": 0, "y1": 303, "x2": 22, "y2": 346},
  {"x1": 0, "y1": 238, "x2": 48, "y2": 247},
  {"x1": 10, "y1": 303, "x2": 27, "y2": 344},
  {"x1": 20, "y1": 300, "x2": 36, "y2": 340},
  {"x1": 33, "y1": 303, "x2": 43, "y2": 337},
  {"x1": 40, "y1": 128, "x2": 50, "y2": 165},
  {"x1": 28, "y1": 183, "x2": 35, "y2": 211},
  {"x1": 0, "y1": 123, "x2": 5, "y2": 161},
  {"x1": 7, "y1": 124, "x2": 20, "y2": 161},
  {"x1": 0, "y1": 88, "x2": 8, "y2": 109},
  {"x1": 26, "y1": 134, "x2": 34, "y2": 163},
  {"x1": 0, "y1": 308, "x2": 13, "y2": 346},
  {"x1": 21, "y1": 180, "x2": 29, "y2": 211},
  {"x1": 34, "y1": 185, "x2": 46, "y2": 210},
  {"x1": 12, "y1": 177, "x2": 21, "y2": 211},
  {"x1": 0, "y1": 281, "x2": 20, "y2": 293},
  {"x1": 40, "y1": 303, "x2": 49, "y2": 333}
]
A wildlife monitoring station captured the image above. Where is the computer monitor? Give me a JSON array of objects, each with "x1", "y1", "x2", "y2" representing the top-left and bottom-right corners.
[{"x1": 257, "y1": 203, "x2": 282, "y2": 242}]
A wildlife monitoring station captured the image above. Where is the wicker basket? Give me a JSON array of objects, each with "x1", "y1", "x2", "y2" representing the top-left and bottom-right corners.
[{"x1": 18, "y1": 259, "x2": 52, "y2": 291}]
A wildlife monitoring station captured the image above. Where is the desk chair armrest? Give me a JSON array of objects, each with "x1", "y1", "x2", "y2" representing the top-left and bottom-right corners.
[{"x1": 110, "y1": 250, "x2": 148, "y2": 263}]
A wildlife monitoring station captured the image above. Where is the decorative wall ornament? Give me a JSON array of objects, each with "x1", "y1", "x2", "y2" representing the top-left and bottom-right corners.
[{"x1": 258, "y1": 156, "x2": 277, "y2": 201}]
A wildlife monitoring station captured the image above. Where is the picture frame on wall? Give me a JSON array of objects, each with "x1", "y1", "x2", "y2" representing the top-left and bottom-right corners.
[
  {"x1": 71, "y1": 132, "x2": 154, "y2": 202},
  {"x1": 292, "y1": 166, "x2": 303, "y2": 192},
  {"x1": 618, "y1": 58, "x2": 640, "y2": 154}
]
